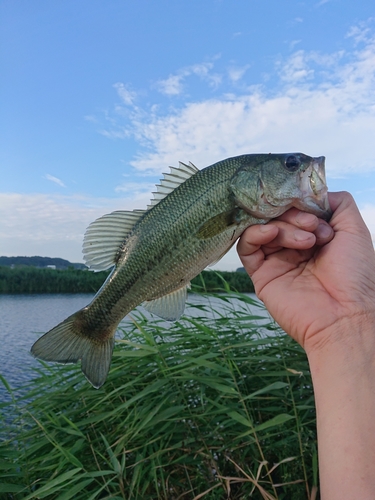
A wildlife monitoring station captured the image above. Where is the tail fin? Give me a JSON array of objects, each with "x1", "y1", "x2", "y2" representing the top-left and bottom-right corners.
[{"x1": 31, "y1": 312, "x2": 115, "y2": 389}]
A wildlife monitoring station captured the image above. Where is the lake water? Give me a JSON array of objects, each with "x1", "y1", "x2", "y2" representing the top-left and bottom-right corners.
[{"x1": 0, "y1": 293, "x2": 269, "y2": 405}]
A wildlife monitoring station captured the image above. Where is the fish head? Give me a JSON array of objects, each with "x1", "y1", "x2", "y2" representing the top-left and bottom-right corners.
[{"x1": 230, "y1": 153, "x2": 332, "y2": 221}]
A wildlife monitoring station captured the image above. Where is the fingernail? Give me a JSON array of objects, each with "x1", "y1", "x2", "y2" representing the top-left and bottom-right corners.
[
  {"x1": 316, "y1": 223, "x2": 332, "y2": 239},
  {"x1": 259, "y1": 224, "x2": 275, "y2": 233},
  {"x1": 294, "y1": 229, "x2": 314, "y2": 241},
  {"x1": 296, "y1": 212, "x2": 316, "y2": 226}
]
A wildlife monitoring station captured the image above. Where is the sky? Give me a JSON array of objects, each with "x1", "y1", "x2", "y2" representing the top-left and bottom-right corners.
[{"x1": 1, "y1": 0, "x2": 375, "y2": 271}]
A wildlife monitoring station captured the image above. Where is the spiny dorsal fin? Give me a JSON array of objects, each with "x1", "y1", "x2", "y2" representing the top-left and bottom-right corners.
[
  {"x1": 147, "y1": 161, "x2": 199, "y2": 209},
  {"x1": 142, "y1": 283, "x2": 190, "y2": 321},
  {"x1": 83, "y1": 210, "x2": 145, "y2": 271}
]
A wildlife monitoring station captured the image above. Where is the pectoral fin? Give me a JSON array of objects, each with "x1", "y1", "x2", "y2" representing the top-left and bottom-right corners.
[{"x1": 197, "y1": 208, "x2": 244, "y2": 239}]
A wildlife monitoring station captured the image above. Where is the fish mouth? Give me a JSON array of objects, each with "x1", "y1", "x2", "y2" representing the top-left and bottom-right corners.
[{"x1": 298, "y1": 156, "x2": 332, "y2": 221}]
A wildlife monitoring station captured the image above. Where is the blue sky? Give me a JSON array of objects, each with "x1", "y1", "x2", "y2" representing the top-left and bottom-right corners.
[{"x1": 1, "y1": 0, "x2": 375, "y2": 270}]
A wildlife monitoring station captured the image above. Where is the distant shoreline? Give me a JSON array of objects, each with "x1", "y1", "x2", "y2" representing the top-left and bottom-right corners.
[{"x1": 0, "y1": 265, "x2": 254, "y2": 295}]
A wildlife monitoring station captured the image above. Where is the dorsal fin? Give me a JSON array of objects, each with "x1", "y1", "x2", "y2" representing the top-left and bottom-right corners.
[
  {"x1": 82, "y1": 210, "x2": 145, "y2": 271},
  {"x1": 82, "y1": 161, "x2": 198, "y2": 270},
  {"x1": 147, "y1": 161, "x2": 199, "y2": 209}
]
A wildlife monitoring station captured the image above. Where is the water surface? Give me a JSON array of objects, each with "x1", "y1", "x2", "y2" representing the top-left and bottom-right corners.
[{"x1": 0, "y1": 292, "x2": 267, "y2": 404}]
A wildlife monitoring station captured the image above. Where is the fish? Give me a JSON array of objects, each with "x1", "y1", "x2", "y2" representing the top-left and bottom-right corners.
[{"x1": 31, "y1": 153, "x2": 331, "y2": 388}]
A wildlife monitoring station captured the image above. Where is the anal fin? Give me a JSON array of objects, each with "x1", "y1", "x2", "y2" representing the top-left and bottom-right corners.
[{"x1": 142, "y1": 284, "x2": 190, "y2": 321}]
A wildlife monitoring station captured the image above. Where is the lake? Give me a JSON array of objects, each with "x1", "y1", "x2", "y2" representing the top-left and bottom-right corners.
[{"x1": 0, "y1": 292, "x2": 269, "y2": 405}]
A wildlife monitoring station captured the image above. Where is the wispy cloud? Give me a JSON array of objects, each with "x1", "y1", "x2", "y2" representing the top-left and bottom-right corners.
[
  {"x1": 84, "y1": 114, "x2": 99, "y2": 123},
  {"x1": 346, "y1": 18, "x2": 375, "y2": 44},
  {"x1": 45, "y1": 174, "x2": 66, "y2": 187},
  {"x1": 228, "y1": 65, "x2": 250, "y2": 83},
  {"x1": 278, "y1": 50, "x2": 315, "y2": 82},
  {"x1": 155, "y1": 61, "x2": 222, "y2": 96},
  {"x1": 156, "y1": 74, "x2": 184, "y2": 96},
  {"x1": 113, "y1": 82, "x2": 137, "y2": 105},
  {"x1": 289, "y1": 39, "x2": 302, "y2": 50}
]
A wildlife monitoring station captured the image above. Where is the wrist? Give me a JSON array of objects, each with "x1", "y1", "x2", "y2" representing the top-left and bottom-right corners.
[{"x1": 305, "y1": 312, "x2": 375, "y2": 376}]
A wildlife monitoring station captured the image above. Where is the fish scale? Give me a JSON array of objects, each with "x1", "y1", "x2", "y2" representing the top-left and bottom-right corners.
[{"x1": 31, "y1": 153, "x2": 331, "y2": 388}]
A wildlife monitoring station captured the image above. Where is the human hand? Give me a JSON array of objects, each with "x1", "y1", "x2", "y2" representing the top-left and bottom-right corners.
[{"x1": 237, "y1": 191, "x2": 375, "y2": 354}]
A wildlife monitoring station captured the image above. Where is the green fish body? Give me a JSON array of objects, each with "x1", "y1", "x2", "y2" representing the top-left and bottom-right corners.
[{"x1": 31, "y1": 153, "x2": 331, "y2": 388}]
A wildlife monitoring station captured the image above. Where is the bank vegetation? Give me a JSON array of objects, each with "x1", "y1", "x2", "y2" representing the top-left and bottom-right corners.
[
  {"x1": 0, "y1": 267, "x2": 254, "y2": 294},
  {"x1": 1, "y1": 291, "x2": 318, "y2": 499}
]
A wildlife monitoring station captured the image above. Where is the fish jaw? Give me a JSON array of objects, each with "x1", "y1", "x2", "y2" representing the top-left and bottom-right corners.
[{"x1": 296, "y1": 156, "x2": 332, "y2": 221}]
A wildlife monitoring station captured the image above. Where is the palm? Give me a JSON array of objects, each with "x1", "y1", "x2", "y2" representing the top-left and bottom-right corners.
[{"x1": 254, "y1": 238, "x2": 347, "y2": 348}]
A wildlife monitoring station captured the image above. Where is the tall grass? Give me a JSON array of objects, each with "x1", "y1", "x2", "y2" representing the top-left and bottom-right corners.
[{"x1": 1, "y1": 291, "x2": 318, "y2": 499}]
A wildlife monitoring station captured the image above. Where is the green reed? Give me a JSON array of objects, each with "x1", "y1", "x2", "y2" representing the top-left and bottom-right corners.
[{"x1": 0, "y1": 291, "x2": 318, "y2": 499}]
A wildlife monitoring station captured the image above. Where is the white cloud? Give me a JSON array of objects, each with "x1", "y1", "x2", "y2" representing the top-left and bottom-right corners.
[
  {"x1": 123, "y1": 30, "x2": 375, "y2": 176},
  {"x1": 0, "y1": 193, "x2": 152, "y2": 262},
  {"x1": 45, "y1": 174, "x2": 66, "y2": 188},
  {"x1": 2, "y1": 191, "x2": 372, "y2": 270},
  {"x1": 0, "y1": 191, "x2": 250, "y2": 270}
]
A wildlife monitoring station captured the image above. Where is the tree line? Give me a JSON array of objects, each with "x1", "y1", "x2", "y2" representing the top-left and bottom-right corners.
[
  {"x1": 0, "y1": 266, "x2": 109, "y2": 294},
  {"x1": 0, "y1": 255, "x2": 85, "y2": 269},
  {"x1": 0, "y1": 266, "x2": 254, "y2": 294}
]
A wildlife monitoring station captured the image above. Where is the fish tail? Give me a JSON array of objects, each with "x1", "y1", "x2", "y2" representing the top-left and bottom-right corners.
[{"x1": 31, "y1": 311, "x2": 115, "y2": 389}]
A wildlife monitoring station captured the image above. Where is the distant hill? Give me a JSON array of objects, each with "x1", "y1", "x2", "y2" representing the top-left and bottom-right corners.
[
  {"x1": 0, "y1": 256, "x2": 87, "y2": 270},
  {"x1": 236, "y1": 267, "x2": 246, "y2": 273}
]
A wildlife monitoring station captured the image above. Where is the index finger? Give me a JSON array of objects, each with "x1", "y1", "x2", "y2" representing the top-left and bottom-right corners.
[{"x1": 275, "y1": 208, "x2": 319, "y2": 231}]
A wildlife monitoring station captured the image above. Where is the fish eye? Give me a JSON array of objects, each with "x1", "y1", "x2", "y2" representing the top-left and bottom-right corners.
[{"x1": 285, "y1": 155, "x2": 301, "y2": 172}]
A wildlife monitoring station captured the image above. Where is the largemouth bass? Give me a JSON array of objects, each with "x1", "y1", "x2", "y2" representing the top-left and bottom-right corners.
[{"x1": 31, "y1": 153, "x2": 331, "y2": 388}]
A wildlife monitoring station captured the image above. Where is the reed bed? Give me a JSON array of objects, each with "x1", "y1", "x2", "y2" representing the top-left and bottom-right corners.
[{"x1": 0, "y1": 291, "x2": 318, "y2": 499}]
